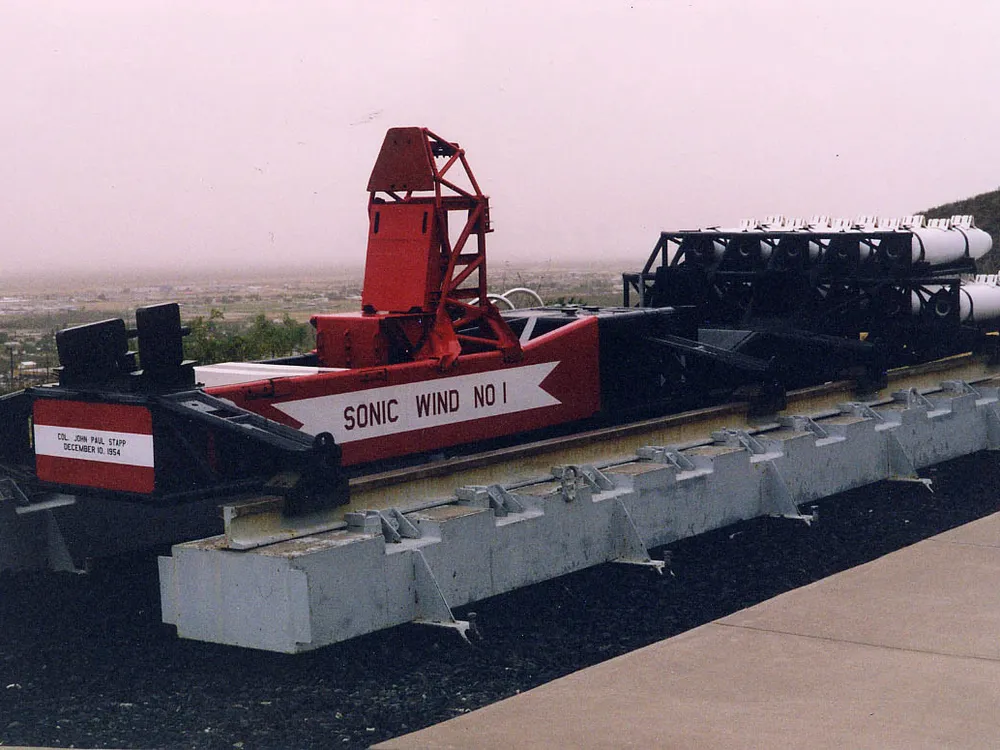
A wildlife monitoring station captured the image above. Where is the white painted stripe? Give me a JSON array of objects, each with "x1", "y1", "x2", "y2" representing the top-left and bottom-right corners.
[
  {"x1": 196, "y1": 362, "x2": 346, "y2": 388},
  {"x1": 34, "y1": 424, "x2": 155, "y2": 468}
]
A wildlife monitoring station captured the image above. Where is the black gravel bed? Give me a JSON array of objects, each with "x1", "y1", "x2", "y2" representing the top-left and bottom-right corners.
[{"x1": 2, "y1": 452, "x2": 999, "y2": 749}]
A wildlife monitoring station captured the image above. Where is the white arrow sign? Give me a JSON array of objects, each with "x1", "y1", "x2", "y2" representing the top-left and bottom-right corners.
[{"x1": 273, "y1": 361, "x2": 561, "y2": 443}]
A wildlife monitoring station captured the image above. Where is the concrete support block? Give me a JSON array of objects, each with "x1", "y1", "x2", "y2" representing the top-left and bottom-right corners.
[{"x1": 159, "y1": 383, "x2": 1000, "y2": 652}]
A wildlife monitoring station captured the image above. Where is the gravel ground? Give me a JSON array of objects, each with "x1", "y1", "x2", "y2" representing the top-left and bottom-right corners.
[{"x1": 1, "y1": 451, "x2": 998, "y2": 750}]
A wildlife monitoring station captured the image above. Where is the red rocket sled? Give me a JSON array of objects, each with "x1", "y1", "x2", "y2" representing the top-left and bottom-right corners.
[{"x1": 6, "y1": 126, "x2": 992, "y2": 516}]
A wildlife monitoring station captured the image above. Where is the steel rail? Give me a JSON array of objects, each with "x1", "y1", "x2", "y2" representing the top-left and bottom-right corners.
[{"x1": 221, "y1": 352, "x2": 999, "y2": 549}]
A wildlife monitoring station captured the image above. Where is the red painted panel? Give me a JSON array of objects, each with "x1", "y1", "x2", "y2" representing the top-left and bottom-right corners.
[
  {"x1": 366, "y1": 127, "x2": 435, "y2": 193},
  {"x1": 313, "y1": 312, "x2": 388, "y2": 368},
  {"x1": 35, "y1": 455, "x2": 155, "y2": 494},
  {"x1": 33, "y1": 400, "x2": 152, "y2": 434},
  {"x1": 362, "y1": 202, "x2": 441, "y2": 313},
  {"x1": 207, "y1": 316, "x2": 602, "y2": 466},
  {"x1": 32, "y1": 401, "x2": 155, "y2": 494}
]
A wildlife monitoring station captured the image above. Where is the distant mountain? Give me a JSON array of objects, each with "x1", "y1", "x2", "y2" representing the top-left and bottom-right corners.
[{"x1": 921, "y1": 188, "x2": 1000, "y2": 273}]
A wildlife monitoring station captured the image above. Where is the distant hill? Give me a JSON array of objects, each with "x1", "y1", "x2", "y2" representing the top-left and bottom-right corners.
[{"x1": 921, "y1": 188, "x2": 1000, "y2": 273}]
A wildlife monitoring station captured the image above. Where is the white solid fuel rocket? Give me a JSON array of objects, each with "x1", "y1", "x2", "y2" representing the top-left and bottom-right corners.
[
  {"x1": 691, "y1": 214, "x2": 992, "y2": 267},
  {"x1": 666, "y1": 213, "x2": 1000, "y2": 327}
]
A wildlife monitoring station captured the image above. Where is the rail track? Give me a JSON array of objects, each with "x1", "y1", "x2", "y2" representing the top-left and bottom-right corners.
[
  {"x1": 160, "y1": 351, "x2": 1000, "y2": 652},
  {"x1": 224, "y1": 352, "x2": 998, "y2": 549}
]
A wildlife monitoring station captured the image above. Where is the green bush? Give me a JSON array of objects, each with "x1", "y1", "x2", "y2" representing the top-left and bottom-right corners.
[{"x1": 183, "y1": 310, "x2": 313, "y2": 364}]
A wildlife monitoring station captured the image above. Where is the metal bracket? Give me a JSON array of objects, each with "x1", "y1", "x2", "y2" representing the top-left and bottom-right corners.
[
  {"x1": 779, "y1": 415, "x2": 829, "y2": 439},
  {"x1": 456, "y1": 485, "x2": 526, "y2": 516},
  {"x1": 0, "y1": 479, "x2": 77, "y2": 514},
  {"x1": 940, "y1": 380, "x2": 981, "y2": 398},
  {"x1": 762, "y1": 463, "x2": 816, "y2": 525},
  {"x1": 0, "y1": 482, "x2": 82, "y2": 573},
  {"x1": 551, "y1": 464, "x2": 613, "y2": 502},
  {"x1": 891, "y1": 388, "x2": 934, "y2": 410},
  {"x1": 578, "y1": 465, "x2": 614, "y2": 492},
  {"x1": 886, "y1": 433, "x2": 933, "y2": 491},
  {"x1": 485, "y1": 485, "x2": 526, "y2": 516},
  {"x1": 554, "y1": 465, "x2": 581, "y2": 502},
  {"x1": 636, "y1": 445, "x2": 696, "y2": 471},
  {"x1": 839, "y1": 402, "x2": 885, "y2": 422},
  {"x1": 610, "y1": 499, "x2": 665, "y2": 574},
  {"x1": 343, "y1": 508, "x2": 408, "y2": 540},
  {"x1": 711, "y1": 428, "x2": 768, "y2": 455},
  {"x1": 456, "y1": 485, "x2": 488, "y2": 505},
  {"x1": 11, "y1": 495, "x2": 77, "y2": 514},
  {"x1": 411, "y1": 550, "x2": 471, "y2": 642},
  {"x1": 378, "y1": 508, "x2": 422, "y2": 543},
  {"x1": 42, "y1": 511, "x2": 82, "y2": 574},
  {"x1": 0, "y1": 477, "x2": 31, "y2": 507}
]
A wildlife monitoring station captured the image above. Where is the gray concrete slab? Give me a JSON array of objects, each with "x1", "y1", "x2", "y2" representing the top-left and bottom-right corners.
[
  {"x1": 163, "y1": 384, "x2": 1000, "y2": 652},
  {"x1": 934, "y1": 511, "x2": 1000, "y2": 548},
  {"x1": 721, "y1": 531, "x2": 1000, "y2": 660},
  {"x1": 376, "y1": 513, "x2": 1000, "y2": 749}
]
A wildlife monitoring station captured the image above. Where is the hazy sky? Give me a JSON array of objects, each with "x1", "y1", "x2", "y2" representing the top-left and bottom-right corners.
[{"x1": 3, "y1": 0, "x2": 999, "y2": 275}]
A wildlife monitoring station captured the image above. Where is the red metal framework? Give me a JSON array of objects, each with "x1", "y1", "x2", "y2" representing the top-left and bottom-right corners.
[{"x1": 363, "y1": 127, "x2": 521, "y2": 369}]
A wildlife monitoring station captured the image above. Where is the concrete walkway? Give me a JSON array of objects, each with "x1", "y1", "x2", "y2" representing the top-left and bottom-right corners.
[{"x1": 376, "y1": 512, "x2": 1000, "y2": 749}]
